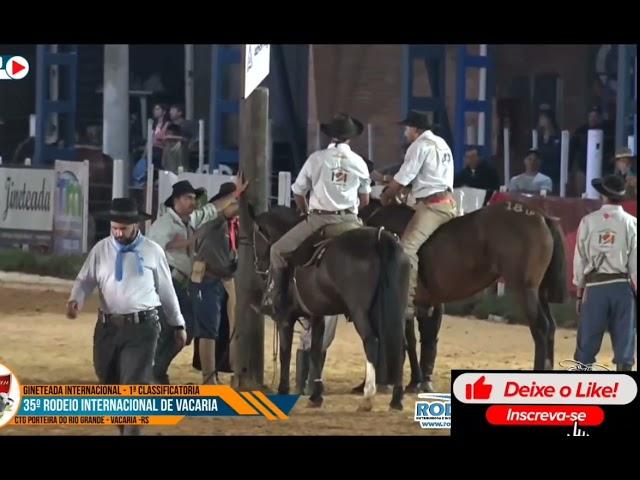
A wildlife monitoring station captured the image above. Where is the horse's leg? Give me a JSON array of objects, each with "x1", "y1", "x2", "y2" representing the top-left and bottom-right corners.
[
  {"x1": 418, "y1": 303, "x2": 443, "y2": 392},
  {"x1": 277, "y1": 314, "x2": 295, "y2": 394},
  {"x1": 516, "y1": 287, "x2": 548, "y2": 370},
  {"x1": 307, "y1": 316, "x2": 326, "y2": 408},
  {"x1": 351, "y1": 309, "x2": 378, "y2": 412},
  {"x1": 539, "y1": 294, "x2": 556, "y2": 370},
  {"x1": 404, "y1": 315, "x2": 422, "y2": 393}
]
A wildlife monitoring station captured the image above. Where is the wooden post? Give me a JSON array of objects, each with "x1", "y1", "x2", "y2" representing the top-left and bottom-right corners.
[{"x1": 232, "y1": 85, "x2": 271, "y2": 390}]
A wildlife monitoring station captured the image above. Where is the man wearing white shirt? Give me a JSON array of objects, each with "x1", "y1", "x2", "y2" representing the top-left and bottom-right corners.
[
  {"x1": 148, "y1": 177, "x2": 247, "y2": 384},
  {"x1": 573, "y1": 174, "x2": 637, "y2": 371},
  {"x1": 380, "y1": 110, "x2": 457, "y2": 320},
  {"x1": 66, "y1": 198, "x2": 185, "y2": 435},
  {"x1": 260, "y1": 113, "x2": 371, "y2": 315},
  {"x1": 508, "y1": 149, "x2": 553, "y2": 193}
]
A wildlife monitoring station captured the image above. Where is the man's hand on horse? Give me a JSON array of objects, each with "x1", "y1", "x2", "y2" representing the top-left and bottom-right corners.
[{"x1": 66, "y1": 301, "x2": 79, "y2": 320}]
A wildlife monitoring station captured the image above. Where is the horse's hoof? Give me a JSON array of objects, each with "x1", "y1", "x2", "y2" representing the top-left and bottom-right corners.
[
  {"x1": 357, "y1": 398, "x2": 373, "y2": 412},
  {"x1": 389, "y1": 402, "x2": 403, "y2": 412},
  {"x1": 419, "y1": 381, "x2": 435, "y2": 393},
  {"x1": 351, "y1": 382, "x2": 365, "y2": 395},
  {"x1": 307, "y1": 397, "x2": 323, "y2": 408},
  {"x1": 404, "y1": 382, "x2": 420, "y2": 394}
]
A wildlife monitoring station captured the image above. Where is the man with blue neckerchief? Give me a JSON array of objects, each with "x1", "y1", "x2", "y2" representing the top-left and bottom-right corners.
[{"x1": 66, "y1": 197, "x2": 184, "y2": 435}]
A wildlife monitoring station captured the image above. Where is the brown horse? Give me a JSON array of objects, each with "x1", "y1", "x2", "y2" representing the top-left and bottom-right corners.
[
  {"x1": 249, "y1": 205, "x2": 410, "y2": 411},
  {"x1": 359, "y1": 198, "x2": 568, "y2": 373}
]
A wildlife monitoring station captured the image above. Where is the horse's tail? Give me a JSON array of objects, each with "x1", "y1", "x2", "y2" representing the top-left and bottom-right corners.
[
  {"x1": 541, "y1": 216, "x2": 568, "y2": 303},
  {"x1": 370, "y1": 228, "x2": 409, "y2": 387}
]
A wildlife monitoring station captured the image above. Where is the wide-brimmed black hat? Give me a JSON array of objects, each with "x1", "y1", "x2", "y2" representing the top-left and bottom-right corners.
[
  {"x1": 591, "y1": 174, "x2": 626, "y2": 200},
  {"x1": 398, "y1": 110, "x2": 432, "y2": 130},
  {"x1": 320, "y1": 113, "x2": 363, "y2": 140},
  {"x1": 97, "y1": 198, "x2": 152, "y2": 224},
  {"x1": 209, "y1": 182, "x2": 237, "y2": 202},
  {"x1": 164, "y1": 180, "x2": 206, "y2": 207}
]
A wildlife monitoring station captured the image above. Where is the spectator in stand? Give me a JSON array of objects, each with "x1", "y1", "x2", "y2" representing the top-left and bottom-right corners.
[
  {"x1": 569, "y1": 105, "x2": 614, "y2": 178},
  {"x1": 536, "y1": 105, "x2": 561, "y2": 193},
  {"x1": 453, "y1": 147, "x2": 501, "y2": 192},
  {"x1": 161, "y1": 124, "x2": 189, "y2": 174},
  {"x1": 169, "y1": 104, "x2": 197, "y2": 144},
  {"x1": 613, "y1": 147, "x2": 637, "y2": 200},
  {"x1": 152, "y1": 103, "x2": 171, "y2": 173},
  {"x1": 508, "y1": 149, "x2": 553, "y2": 193}
]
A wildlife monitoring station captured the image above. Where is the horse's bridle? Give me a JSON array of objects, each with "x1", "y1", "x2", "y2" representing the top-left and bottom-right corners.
[{"x1": 252, "y1": 223, "x2": 271, "y2": 278}]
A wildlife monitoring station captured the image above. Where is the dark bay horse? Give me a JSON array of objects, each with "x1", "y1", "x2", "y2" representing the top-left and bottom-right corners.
[
  {"x1": 249, "y1": 205, "x2": 410, "y2": 411},
  {"x1": 359, "y1": 198, "x2": 568, "y2": 374}
]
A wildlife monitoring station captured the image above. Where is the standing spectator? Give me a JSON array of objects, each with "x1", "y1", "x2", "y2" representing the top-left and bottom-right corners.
[
  {"x1": 169, "y1": 104, "x2": 197, "y2": 143},
  {"x1": 152, "y1": 103, "x2": 171, "y2": 173},
  {"x1": 536, "y1": 105, "x2": 561, "y2": 192},
  {"x1": 161, "y1": 124, "x2": 189, "y2": 174},
  {"x1": 570, "y1": 105, "x2": 615, "y2": 193},
  {"x1": 613, "y1": 147, "x2": 637, "y2": 200}
]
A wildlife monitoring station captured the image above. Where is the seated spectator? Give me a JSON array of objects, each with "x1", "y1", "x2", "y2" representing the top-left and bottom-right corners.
[
  {"x1": 536, "y1": 105, "x2": 561, "y2": 192},
  {"x1": 508, "y1": 149, "x2": 553, "y2": 193},
  {"x1": 614, "y1": 146, "x2": 637, "y2": 200},
  {"x1": 453, "y1": 147, "x2": 501, "y2": 191}
]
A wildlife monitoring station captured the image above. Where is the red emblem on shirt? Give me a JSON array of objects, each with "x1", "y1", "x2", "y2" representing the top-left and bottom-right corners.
[{"x1": 603, "y1": 213, "x2": 610, "y2": 219}]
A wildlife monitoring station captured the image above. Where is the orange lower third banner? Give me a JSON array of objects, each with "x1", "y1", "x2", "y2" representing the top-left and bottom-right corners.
[{"x1": 10, "y1": 385, "x2": 298, "y2": 426}]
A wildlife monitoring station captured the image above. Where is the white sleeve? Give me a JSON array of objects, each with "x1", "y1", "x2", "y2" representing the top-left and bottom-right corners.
[
  {"x1": 154, "y1": 246, "x2": 186, "y2": 327},
  {"x1": 573, "y1": 218, "x2": 589, "y2": 288},
  {"x1": 191, "y1": 203, "x2": 218, "y2": 229},
  {"x1": 394, "y1": 143, "x2": 427, "y2": 186},
  {"x1": 355, "y1": 158, "x2": 372, "y2": 194},
  {"x1": 627, "y1": 218, "x2": 637, "y2": 289},
  {"x1": 292, "y1": 156, "x2": 313, "y2": 196},
  {"x1": 69, "y1": 246, "x2": 99, "y2": 308}
]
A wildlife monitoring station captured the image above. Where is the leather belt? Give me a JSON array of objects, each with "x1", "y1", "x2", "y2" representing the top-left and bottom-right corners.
[
  {"x1": 308, "y1": 209, "x2": 354, "y2": 215},
  {"x1": 585, "y1": 272, "x2": 629, "y2": 284},
  {"x1": 99, "y1": 308, "x2": 159, "y2": 326},
  {"x1": 415, "y1": 190, "x2": 454, "y2": 204}
]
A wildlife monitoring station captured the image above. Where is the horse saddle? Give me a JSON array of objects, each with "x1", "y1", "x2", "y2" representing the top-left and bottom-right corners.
[{"x1": 286, "y1": 221, "x2": 362, "y2": 268}]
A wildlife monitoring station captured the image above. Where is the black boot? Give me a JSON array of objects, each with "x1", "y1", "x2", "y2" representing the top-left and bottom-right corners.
[
  {"x1": 295, "y1": 349, "x2": 311, "y2": 395},
  {"x1": 260, "y1": 268, "x2": 287, "y2": 316},
  {"x1": 419, "y1": 341, "x2": 437, "y2": 393},
  {"x1": 617, "y1": 364, "x2": 633, "y2": 371}
]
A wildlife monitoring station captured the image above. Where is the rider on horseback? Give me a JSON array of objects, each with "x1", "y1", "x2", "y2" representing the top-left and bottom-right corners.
[
  {"x1": 260, "y1": 113, "x2": 372, "y2": 316},
  {"x1": 380, "y1": 110, "x2": 457, "y2": 320}
]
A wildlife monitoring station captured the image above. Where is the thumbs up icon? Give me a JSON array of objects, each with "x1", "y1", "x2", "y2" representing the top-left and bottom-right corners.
[{"x1": 465, "y1": 375, "x2": 493, "y2": 400}]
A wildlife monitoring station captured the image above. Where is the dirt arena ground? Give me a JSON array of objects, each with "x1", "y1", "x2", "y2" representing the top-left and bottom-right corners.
[{"x1": 0, "y1": 281, "x2": 617, "y2": 436}]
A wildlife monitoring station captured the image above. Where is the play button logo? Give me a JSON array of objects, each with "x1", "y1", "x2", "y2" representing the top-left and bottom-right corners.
[{"x1": 5, "y1": 56, "x2": 29, "y2": 80}]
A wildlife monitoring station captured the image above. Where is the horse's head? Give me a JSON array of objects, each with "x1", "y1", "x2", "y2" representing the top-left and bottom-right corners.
[{"x1": 248, "y1": 203, "x2": 301, "y2": 277}]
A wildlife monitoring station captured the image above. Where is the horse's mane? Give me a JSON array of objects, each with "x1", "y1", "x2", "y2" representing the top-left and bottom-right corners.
[{"x1": 257, "y1": 205, "x2": 301, "y2": 238}]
